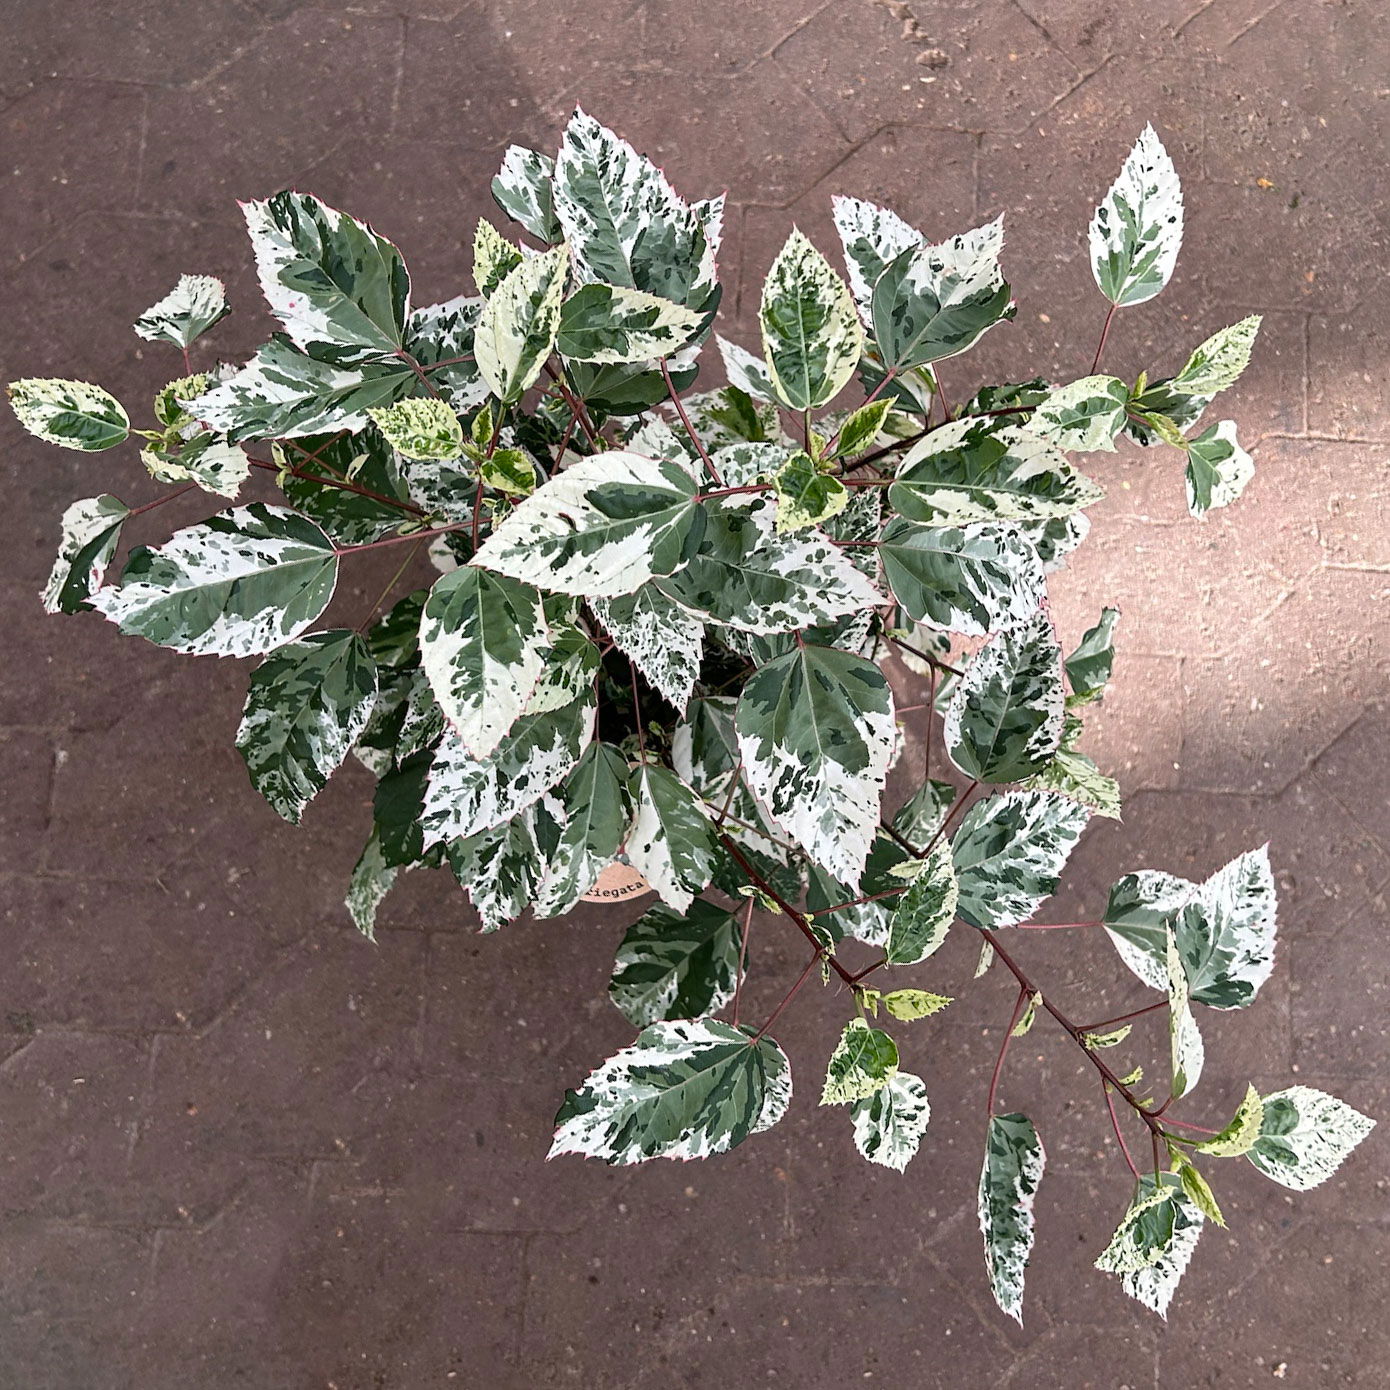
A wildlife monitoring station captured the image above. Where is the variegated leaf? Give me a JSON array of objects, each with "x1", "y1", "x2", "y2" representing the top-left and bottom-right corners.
[
  {"x1": 771, "y1": 450, "x2": 848, "y2": 533},
  {"x1": 534, "y1": 742, "x2": 633, "y2": 916},
  {"x1": 952, "y1": 790, "x2": 1091, "y2": 930},
  {"x1": 557, "y1": 283, "x2": 703, "y2": 364},
  {"x1": 492, "y1": 144, "x2": 563, "y2": 244},
  {"x1": 715, "y1": 334, "x2": 776, "y2": 402},
  {"x1": 1166, "y1": 930, "x2": 1205, "y2": 1098},
  {"x1": 609, "y1": 898, "x2": 741, "y2": 1027},
  {"x1": 805, "y1": 831, "x2": 912, "y2": 949},
  {"x1": 473, "y1": 219, "x2": 522, "y2": 297},
  {"x1": 759, "y1": 228, "x2": 862, "y2": 410},
  {"x1": 1090, "y1": 124, "x2": 1184, "y2": 308},
  {"x1": 368, "y1": 398, "x2": 464, "y2": 461},
  {"x1": 831, "y1": 194, "x2": 923, "y2": 321},
  {"x1": 1022, "y1": 748, "x2": 1122, "y2": 821},
  {"x1": 236, "y1": 629, "x2": 378, "y2": 823},
  {"x1": 821, "y1": 1018, "x2": 899, "y2": 1105},
  {"x1": 1246, "y1": 1086, "x2": 1375, "y2": 1191},
  {"x1": 142, "y1": 432, "x2": 251, "y2": 500},
  {"x1": 1172, "y1": 315, "x2": 1261, "y2": 397},
  {"x1": 735, "y1": 644, "x2": 895, "y2": 883},
  {"x1": 133, "y1": 274, "x2": 230, "y2": 348},
  {"x1": 474, "y1": 246, "x2": 568, "y2": 403},
  {"x1": 278, "y1": 433, "x2": 412, "y2": 545},
  {"x1": 418, "y1": 566, "x2": 549, "y2": 758},
  {"x1": 8, "y1": 378, "x2": 129, "y2": 452},
  {"x1": 346, "y1": 827, "x2": 398, "y2": 940},
  {"x1": 625, "y1": 763, "x2": 719, "y2": 913},
  {"x1": 405, "y1": 295, "x2": 489, "y2": 412},
  {"x1": 1027, "y1": 376, "x2": 1129, "y2": 453},
  {"x1": 851, "y1": 1071, "x2": 930, "y2": 1173},
  {"x1": 89, "y1": 503, "x2": 337, "y2": 657},
  {"x1": 884, "y1": 840, "x2": 958, "y2": 965},
  {"x1": 550, "y1": 1018, "x2": 791, "y2": 1165},
  {"x1": 1065, "y1": 607, "x2": 1120, "y2": 704},
  {"x1": 1185, "y1": 420, "x2": 1253, "y2": 517},
  {"x1": 590, "y1": 585, "x2": 704, "y2": 710},
  {"x1": 42, "y1": 494, "x2": 128, "y2": 615},
  {"x1": 1096, "y1": 1174, "x2": 1204, "y2": 1319},
  {"x1": 1191, "y1": 1084, "x2": 1264, "y2": 1158},
  {"x1": 446, "y1": 794, "x2": 567, "y2": 932},
  {"x1": 978, "y1": 1112, "x2": 1045, "y2": 1324}
]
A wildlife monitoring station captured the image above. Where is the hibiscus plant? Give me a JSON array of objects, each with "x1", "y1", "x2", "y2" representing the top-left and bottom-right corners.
[{"x1": 12, "y1": 113, "x2": 1371, "y2": 1322}]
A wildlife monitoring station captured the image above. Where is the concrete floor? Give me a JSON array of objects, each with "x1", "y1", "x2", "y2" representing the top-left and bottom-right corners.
[{"x1": 2, "y1": 1, "x2": 1388, "y2": 1386}]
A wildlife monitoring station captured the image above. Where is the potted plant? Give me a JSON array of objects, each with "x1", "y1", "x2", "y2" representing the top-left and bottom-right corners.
[{"x1": 12, "y1": 112, "x2": 1371, "y2": 1322}]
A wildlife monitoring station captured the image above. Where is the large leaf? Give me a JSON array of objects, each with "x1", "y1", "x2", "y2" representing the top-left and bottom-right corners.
[
  {"x1": 952, "y1": 789, "x2": 1091, "y2": 930},
  {"x1": 945, "y1": 610, "x2": 1065, "y2": 783},
  {"x1": 870, "y1": 218, "x2": 1013, "y2": 370},
  {"x1": 42, "y1": 494, "x2": 128, "y2": 615},
  {"x1": 609, "y1": 899, "x2": 742, "y2": 1027},
  {"x1": 889, "y1": 415, "x2": 1102, "y2": 525},
  {"x1": 758, "y1": 228, "x2": 862, "y2": 410},
  {"x1": 625, "y1": 763, "x2": 719, "y2": 913},
  {"x1": 474, "y1": 246, "x2": 569, "y2": 403},
  {"x1": 550, "y1": 1018, "x2": 791, "y2": 1165},
  {"x1": 879, "y1": 518, "x2": 1045, "y2": 637},
  {"x1": 243, "y1": 191, "x2": 409, "y2": 365},
  {"x1": 133, "y1": 274, "x2": 230, "y2": 348},
  {"x1": 492, "y1": 144, "x2": 562, "y2": 244},
  {"x1": 534, "y1": 742, "x2": 633, "y2": 915},
  {"x1": 1027, "y1": 376, "x2": 1129, "y2": 453},
  {"x1": 556, "y1": 283, "x2": 702, "y2": 364},
  {"x1": 1095, "y1": 1173, "x2": 1204, "y2": 1319},
  {"x1": 235, "y1": 630, "x2": 377, "y2": 822},
  {"x1": 89, "y1": 503, "x2": 337, "y2": 658},
  {"x1": 821, "y1": 1018, "x2": 899, "y2": 1105},
  {"x1": 472, "y1": 450, "x2": 701, "y2": 598},
  {"x1": 884, "y1": 841, "x2": 958, "y2": 965},
  {"x1": 1185, "y1": 420, "x2": 1253, "y2": 517},
  {"x1": 735, "y1": 644, "x2": 895, "y2": 883},
  {"x1": 978, "y1": 1112, "x2": 1045, "y2": 1324},
  {"x1": 850, "y1": 1072, "x2": 931, "y2": 1172},
  {"x1": 1246, "y1": 1086, "x2": 1375, "y2": 1191},
  {"x1": 447, "y1": 794, "x2": 567, "y2": 932},
  {"x1": 658, "y1": 494, "x2": 882, "y2": 634},
  {"x1": 590, "y1": 585, "x2": 704, "y2": 710},
  {"x1": 8, "y1": 378, "x2": 129, "y2": 452},
  {"x1": 141, "y1": 431, "x2": 250, "y2": 500},
  {"x1": 831, "y1": 194, "x2": 923, "y2": 321},
  {"x1": 1090, "y1": 124, "x2": 1184, "y2": 308}
]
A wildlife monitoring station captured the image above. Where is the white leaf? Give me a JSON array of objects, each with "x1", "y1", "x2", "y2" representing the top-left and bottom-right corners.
[{"x1": 1090, "y1": 124, "x2": 1184, "y2": 307}]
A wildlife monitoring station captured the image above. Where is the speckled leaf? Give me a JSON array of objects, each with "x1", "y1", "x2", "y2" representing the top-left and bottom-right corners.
[
  {"x1": 609, "y1": 899, "x2": 741, "y2": 1027},
  {"x1": 1065, "y1": 607, "x2": 1120, "y2": 703},
  {"x1": 346, "y1": 827, "x2": 398, "y2": 940},
  {"x1": 1246, "y1": 1086, "x2": 1375, "y2": 1191},
  {"x1": 626, "y1": 763, "x2": 719, "y2": 913},
  {"x1": 89, "y1": 503, "x2": 337, "y2": 657},
  {"x1": 1027, "y1": 376, "x2": 1129, "y2": 453},
  {"x1": 978, "y1": 1112, "x2": 1045, "y2": 1323},
  {"x1": 236, "y1": 629, "x2": 377, "y2": 822},
  {"x1": 590, "y1": 585, "x2": 704, "y2": 710},
  {"x1": 278, "y1": 433, "x2": 412, "y2": 545},
  {"x1": 884, "y1": 840, "x2": 958, "y2": 965},
  {"x1": 368, "y1": 398, "x2": 464, "y2": 461},
  {"x1": 42, "y1": 494, "x2": 128, "y2": 615},
  {"x1": 734, "y1": 644, "x2": 895, "y2": 883},
  {"x1": 1022, "y1": 748, "x2": 1121, "y2": 820},
  {"x1": 759, "y1": 228, "x2": 862, "y2": 410},
  {"x1": 1096, "y1": 1174, "x2": 1204, "y2": 1319},
  {"x1": 404, "y1": 295, "x2": 488, "y2": 413},
  {"x1": 8, "y1": 378, "x2": 129, "y2": 452},
  {"x1": 1191, "y1": 1084, "x2": 1264, "y2": 1158},
  {"x1": 822, "y1": 1018, "x2": 898, "y2": 1105},
  {"x1": 1185, "y1": 420, "x2": 1253, "y2": 517},
  {"x1": 534, "y1": 742, "x2": 634, "y2": 916},
  {"x1": 474, "y1": 246, "x2": 568, "y2": 403},
  {"x1": 1166, "y1": 930, "x2": 1205, "y2": 1098},
  {"x1": 952, "y1": 790, "x2": 1091, "y2": 930},
  {"x1": 473, "y1": 219, "x2": 522, "y2": 298},
  {"x1": 1090, "y1": 125, "x2": 1183, "y2": 307},
  {"x1": 557, "y1": 283, "x2": 702, "y2": 364},
  {"x1": 831, "y1": 194, "x2": 923, "y2": 321},
  {"x1": 134, "y1": 274, "x2": 230, "y2": 348},
  {"x1": 1172, "y1": 315, "x2": 1261, "y2": 397},
  {"x1": 551, "y1": 1018, "x2": 791, "y2": 1165},
  {"x1": 492, "y1": 144, "x2": 562, "y2": 244},
  {"x1": 772, "y1": 450, "x2": 848, "y2": 532},
  {"x1": 446, "y1": 794, "x2": 567, "y2": 932},
  {"x1": 715, "y1": 335, "x2": 776, "y2": 402},
  {"x1": 141, "y1": 432, "x2": 251, "y2": 500},
  {"x1": 851, "y1": 1071, "x2": 930, "y2": 1172}
]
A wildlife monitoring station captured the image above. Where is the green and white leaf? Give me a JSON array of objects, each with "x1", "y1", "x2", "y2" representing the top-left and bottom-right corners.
[
  {"x1": 1090, "y1": 124, "x2": 1184, "y2": 308},
  {"x1": 133, "y1": 274, "x2": 230, "y2": 347},
  {"x1": 759, "y1": 228, "x2": 862, "y2": 410},
  {"x1": 831, "y1": 194, "x2": 923, "y2": 321},
  {"x1": 142, "y1": 432, "x2": 251, "y2": 499},
  {"x1": 884, "y1": 841, "x2": 958, "y2": 965},
  {"x1": 492, "y1": 144, "x2": 562, "y2": 244},
  {"x1": 550, "y1": 1018, "x2": 791, "y2": 1165},
  {"x1": 715, "y1": 335, "x2": 776, "y2": 402},
  {"x1": 609, "y1": 899, "x2": 742, "y2": 1027},
  {"x1": 832, "y1": 398, "x2": 894, "y2": 458},
  {"x1": 1166, "y1": 930, "x2": 1205, "y2": 1099},
  {"x1": 1023, "y1": 748, "x2": 1122, "y2": 821},
  {"x1": 590, "y1": 585, "x2": 704, "y2": 710},
  {"x1": 447, "y1": 794, "x2": 567, "y2": 932},
  {"x1": 1191, "y1": 1084, "x2": 1264, "y2": 1158},
  {"x1": 557, "y1": 283, "x2": 702, "y2": 364},
  {"x1": 1246, "y1": 1086, "x2": 1375, "y2": 1191},
  {"x1": 851, "y1": 1072, "x2": 930, "y2": 1172},
  {"x1": 822, "y1": 1018, "x2": 899, "y2": 1105},
  {"x1": 1106, "y1": 1176, "x2": 1204, "y2": 1320},
  {"x1": 473, "y1": 450, "x2": 700, "y2": 598},
  {"x1": 880, "y1": 989, "x2": 952, "y2": 1021},
  {"x1": 1103, "y1": 869, "x2": 1194, "y2": 991},
  {"x1": 367, "y1": 398, "x2": 464, "y2": 461},
  {"x1": 473, "y1": 219, "x2": 523, "y2": 297},
  {"x1": 474, "y1": 245, "x2": 568, "y2": 403},
  {"x1": 1065, "y1": 607, "x2": 1120, "y2": 704},
  {"x1": 346, "y1": 827, "x2": 398, "y2": 940},
  {"x1": 236, "y1": 630, "x2": 378, "y2": 822},
  {"x1": 625, "y1": 763, "x2": 719, "y2": 913},
  {"x1": 8, "y1": 378, "x2": 129, "y2": 452},
  {"x1": 42, "y1": 494, "x2": 128, "y2": 615},
  {"x1": 405, "y1": 294, "x2": 489, "y2": 412},
  {"x1": 88, "y1": 503, "x2": 337, "y2": 657},
  {"x1": 1185, "y1": 420, "x2": 1254, "y2": 517},
  {"x1": 772, "y1": 450, "x2": 848, "y2": 533},
  {"x1": 978, "y1": 1112, "x2": 1045, "y2": 1324},
  {"x1": 534, "y1": 742, "x2": 633, "y2": 915},
  {"x1": 1027, "y1": 376, "x2": 1129, "y2": 453},
  {"x1": 480, "y1": 447, "x2": 537, "y2": 497},
  {"x1": 952, "y1": 789, "x2": 1091, "y2": 930},
  {"x1": 1171, "y1": 315, "x2": 1261, "y2": 397},
  {"x1": 735, "y1": 644, "x2": 895, "y2": 883}
]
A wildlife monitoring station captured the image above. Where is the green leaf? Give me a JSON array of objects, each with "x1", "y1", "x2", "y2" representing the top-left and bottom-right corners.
[
  {"x1": 851, "y1": 1071, "x2": 930, "y2": 1172},
  {"x1": 236, "y1": 630, "x2": 378, "y2": 823},
  {"x1": 822, "y1": 1018, "x2": 899, "y2": 1105},
  {"x1": 590, "y1": 585, "x2": 705, "y2": 710},
  {"x1": 492, "y1": 144, "x2": 562, "y2": 244},
  {"x1": 889, "y1": 414, "x2": 1102, "y2": 524},
  {"x1": 473, "y1": 219, "x2": 523, "y2": 297},
  {"x1": 141, "y1": 432, "x2": 250, "y2": 500},
  {"x1": 1089, "y1": 124, "x2": 1184, "y2": 308},
  {"x1": 1185, "y1": 420, "x2": 1253, "y2": 517},
  {"x1": 474, "y1": 246, "x2": 569, "y2": 404},
  {"x1": 892, "y1": 778, "x2": 957, "y2": 847},
  {"x1": 952, "y1": 789, "x2": 1091, "y2": 930},
  {"x1": 89, "y1": 502, "x2": 337, "y2": 657},
  {"x1": 879, "y1": 518, "x2": 1045, "y2": 638},
  {"x1": 133, "y1": 274, "x2": 230, "y2": 348},
  {"x1": 345, "y1": 826, "x2": 397, "y2": 940},
  {"x1": 832, "y1": 195, "x2": 923, "y2": 319},
  {"x1": 870, "y1": 218, "x2": 1013, "y2": 370},
  {"x1": 1166, "y1": 930, "x2": 1205, "y2": 1099},
  {"x1": 446, "y1": 794, "x2": 567, "y2": 932},
  {"x1": 659, "y1": 493, "x2": 881, "y2": 634},
  {"x1": 278, "y1": 433, "x2": 412, "y2": 545},
  {"x1": 771, "y1": 450, "x2": 848, "y2": 533},
  {"x1": 1011, "y1": 993, "x2": 1040, "y2": 1037},
  {"x1": 1027, "y1": 376, "x2": 1129, "y2": 453},
  {"x1": 479, "y1": 447, "x2": 537, "y2": 497},
  {"x1": 1096, "y1": 1173, "x2": 1204, "y2": 1319},
  {"x1": 473, "y1": 450, "x2": 701, "y2": 598},
  {"x1": 625, "y1": 763, "x2": 719, "y2": 913},
  {"x1": 734, "y1": 644, "x2": 895, "y2": 883},
  {"x1": 556, "y1": 282, "x2": 703, "y2": 364},
  {"x1": 418, "y1": 566, "x2": 549, "y2": 758},
  {"x1": 42, "y1": 494, "x2": 128, "y2": 615},
  {"x1": 832, "y1": 398, "x2": 893, "y2": 457},
  {"x1": 884, "y1": 841, "x2": 958, "y2": 965},
  {"x1": 1022, "y1": 748, "x2": 1122, "y2": 820},
  {"x1": 759, "y1": 228, "x2": 862, "y2": 410},
  {"x1": 8, "y1": 378, "x2": 129, "y2": 452},
  {"x1": 1173, "y1": 1153, "x2": 1225, "y2": 1227},
  {"x1": 1190, "y1": 1083, "x2": 1264, "y2": 1157},
  {"x1": 153, "y1": 373, "x2": 207, "y2": 428},
  {"x1": 945, "y1": 610, "x2": 1065, "y2": 783},
  {"x1": 367, "y1": 398, "x2": 464, "y2": 461},
  {"x1": 609, "y1": 899, "x2": 742, "y2": 1027},
  {"x1": 550, "y1": 1018, "x2": 791, "y2": 1165},
  {"x1": 1065, "y1": 607, "x2": 1120, "y2": 704},
  {"x1": 534, "y1": 742, "x2": 634, "y2": 915},
  {"x1": 881, "y1": 989, "x2": 952, "y2": 1021},
  {"x1": 1246, "y1": 1086, "x2": 1375, "y2": 1191},
  {"x1": 244, "y1": 191, "x2": 409, "y2": 365},
  {"x1": 1171, "y1": 315, "x2": 1261, "y2": 397},
  {"x1": 978, "y1": 1112, "x2": 1045, "y2": 1324}
]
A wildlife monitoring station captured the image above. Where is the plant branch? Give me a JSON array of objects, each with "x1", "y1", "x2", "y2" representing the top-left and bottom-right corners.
[
  {"x1": 987, "y1": 984, "x2": 1032, "y2": 1115},
  {"x1": 661, "y1": 358, "x2": 723, "y2": 486},
  {"x1": 1077, "y1": 999, "x2": 1169, "y2": 1033},
  {"x1": 245, "y1": 456, "x2": 425, "y2": 517},
  {"x1": 750, "y1": 951, "x2": 821, "y2": 1042},
  {"x1": 1090, "y1": 302, "x2": 1118, "y2": 375},
  {"x1": 732, "y1": 896, "x2": 754, "y2": 1026},
  {"x1": 543, "y1": 361, "x2": 600, "y2": 447},
  {"x1": 1105, "y1": 1081, "x2": 1143, "y2": 1179},
  {"x1": 125, "y1": 482, "x2": 200, "y2": 519}
]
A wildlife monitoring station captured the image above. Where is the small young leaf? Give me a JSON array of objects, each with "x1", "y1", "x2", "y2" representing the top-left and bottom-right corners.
[
  {"x1": 608, "y1": 899, "x2": 742, "y2": 1028},
  {"x1": 831, "y1": 397, "x2": 893, "y2": 457},
  {"x1": 1082, "y1": 1024, "x2": 1132, "y2": 1049},
  {"x1": 42, "y1": 494, "x2": 129, "y2": 615},
  {"x1": 134, "y1": 274, "x2": 230, "y2": 348},
  {"x1": 978, "y1": 1112, "x2": 1045, "y2": 1324},
  {"x1": 1089, "y1": 124, "x2": 1184, "y2": 308},
  {"x1": 1246, "y1": 1086, "x2": 1375, "y2": 1191},
  {"x1": 1011, "y1": 992, "x2": 1040, "y2": 1037},
  {"x1": 8, "y1": 378, "x2": 129, "y2": 452},
  {"x1": 473, "y1": 218, "x2": 523, "y2": 297},
  {"x1": 475, "y1": 246, "x2": 569, "y2": 403},
  {"x1": 1171, "y1": 1151, "x2": 1226, "y2": 1227},
  {"x1": 884, "y1": 841, "x2": 958, "y2": 965},
  {"x1": 1171, "y1": 315, "x2": 1262, "y2": 397},
  {"x1": 1065, "y1": 607, "x2": 1120, "y2": 704},
  {"x1": 851, "y1": 1071, "x2": 930, "y2": 1172},
  {"x1": 1185, "y1": 419, "x2": 1254, "y2": 517},
  {"x1": 771, "y1": 450, "x2": 848, "y2": 533},
  {"x1": 821, "y1": 1018, "x2": 899, "y2": 1105},
  {"x1": 479, "y1": 447, "x2": 537, "y2": 496},
  {"x1": 368, "y1": 398, "x2": 465, "y2": 462},
  {"x1": 1190, "y1": 1083, "x2": 1264, "y2": 1157},
  {"x1": 1028, "y1": 376, "x2": 1129, "y2": 453},
  {"x1": 881, "y1": 989, "x2": 952, "y2": 1021},
  {"x1": 1022, "y1": 747, "x2": 1122, "y2": 821}
]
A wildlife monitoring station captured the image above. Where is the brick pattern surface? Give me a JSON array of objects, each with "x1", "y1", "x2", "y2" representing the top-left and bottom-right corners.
[{"x1": 2, "y1": 2, "x2": 1388, "y2": 1386}]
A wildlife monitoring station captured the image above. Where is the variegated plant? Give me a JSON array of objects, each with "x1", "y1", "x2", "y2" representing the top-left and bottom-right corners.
[{"x1": 14, "y1": 115, "x2": 1371, "y2": 1323}]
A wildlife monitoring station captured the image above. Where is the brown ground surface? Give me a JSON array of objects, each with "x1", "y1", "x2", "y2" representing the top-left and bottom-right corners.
[{"x1": 2, "y1": 2, "x2": 1388, "y2": 1386}]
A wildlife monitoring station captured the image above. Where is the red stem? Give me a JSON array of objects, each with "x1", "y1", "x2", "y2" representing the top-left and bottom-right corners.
[
  {"x1": 986, "y1": 985, "x2": 1032, "y2": 1115},
  {"x1": 125, "y1": 482, "x2": 199, "y2": 519},
  {"x1": 1090, "y1": 302, "x2": 1118, "y2": 375},
  {"x1": 660, "y1": 358, "x2": 723, "y2": 486},
  {"x1": 731, "y1": 897, "x2": 754, "y2": 1027},
  {"x1": 1105, "y1": 1081, "x2": 1143, "y2": 1179},
  {"x1": 750, "y1": 951, "x2": 820, "y2": 1042}
]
